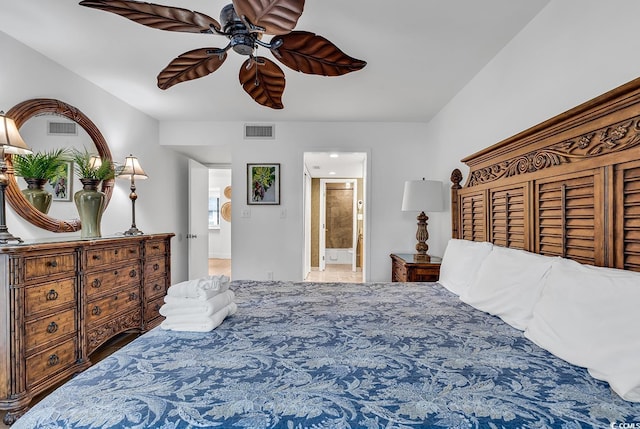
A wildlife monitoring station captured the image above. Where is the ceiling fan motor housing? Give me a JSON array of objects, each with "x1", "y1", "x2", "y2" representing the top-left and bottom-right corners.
[{"x1": 220, "y1": 3, "x2": 255, "y2": 55}]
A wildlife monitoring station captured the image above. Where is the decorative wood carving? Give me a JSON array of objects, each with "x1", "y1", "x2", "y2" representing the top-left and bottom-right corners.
[
  {"x1": 86, "y1": 311, "x2": 142, "y2": 355},
  {"x1": 468, "y1": 116, "x2": 640, "y2": 187}
]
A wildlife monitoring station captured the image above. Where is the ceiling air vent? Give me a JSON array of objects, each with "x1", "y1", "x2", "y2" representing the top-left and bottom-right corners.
[
  {"x1": 244, "y1": 124, "x2": 275, "y2": 139},
  {"x1": 47, "y1": 121, "x2": 77, "y2": 136}
]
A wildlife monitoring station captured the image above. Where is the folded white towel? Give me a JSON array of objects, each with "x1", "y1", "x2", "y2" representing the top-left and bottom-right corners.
[
  {"x1": 160, "y1": 302, "x2": 237, "y2": 332},
  {"x1": 166, "y1": 275, "x2": 230, "y2": 300},
  {"x1": 160, "y1": 290, "x2": 235, "y2": 317}
]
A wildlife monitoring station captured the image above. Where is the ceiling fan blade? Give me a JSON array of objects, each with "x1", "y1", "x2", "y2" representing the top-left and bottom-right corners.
[
  {"x1": 271, "y1": 31, "x2": 367, "y2": 76},
  {"x1": 239, "y1": 57, "x2": 285, "y2": 109},
  {"x1": 232, "y1": 0, "x2": 304, "y2": 35},
  {"x1": 79, "y1": 0, "x2": 221, "y2": 33},
  {"x1": 157, "y1": 48, "x2": 227, "y2": 90}
]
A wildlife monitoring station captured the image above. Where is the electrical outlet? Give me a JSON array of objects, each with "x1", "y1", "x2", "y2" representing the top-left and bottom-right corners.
[
  {"x1": 267, "y1": 271, "x2": 273, "y2": 280},
  {"x1": 241, "y1": 208, "x2": 251, "y2": 218}
]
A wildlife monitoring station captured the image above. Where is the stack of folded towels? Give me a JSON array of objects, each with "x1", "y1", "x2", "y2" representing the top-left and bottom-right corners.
[{"x1": 160, "y1": 275, "x2": 236, "y2": 332}]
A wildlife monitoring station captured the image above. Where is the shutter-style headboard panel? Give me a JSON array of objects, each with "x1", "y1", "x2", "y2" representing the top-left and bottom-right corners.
[{"x1": 452, "y1": 77, "x2": 640, "y2": 272}]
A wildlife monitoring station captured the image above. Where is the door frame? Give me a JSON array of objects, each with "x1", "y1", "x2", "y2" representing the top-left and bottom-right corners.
[{"x1": 319, "y1": 178, "x2": 358, "y2": 272}]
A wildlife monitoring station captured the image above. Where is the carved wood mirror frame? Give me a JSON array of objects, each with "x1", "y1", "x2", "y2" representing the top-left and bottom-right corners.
[{"x1": 5, "y1": 98, "x2": 114, "y2": 233}]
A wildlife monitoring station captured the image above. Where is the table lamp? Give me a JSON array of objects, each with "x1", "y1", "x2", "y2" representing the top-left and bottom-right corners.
[
  {"x1": 0, "y1": 111, "x2": 32, "y2": 244},
  {"x1": 401, "y1": 178, "x2": 443, "y2": 260},
  {"x1": 117, "y1": 154, "x2": 148, "y2": 235}
]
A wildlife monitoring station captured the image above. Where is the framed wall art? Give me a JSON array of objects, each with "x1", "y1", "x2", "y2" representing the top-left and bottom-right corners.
[
  {"x1": 247, "y1": 163, "x2": 280, "y2": 205},
  {"x1": 44, "y1": 160, "x2": 73, "y2": 201}
]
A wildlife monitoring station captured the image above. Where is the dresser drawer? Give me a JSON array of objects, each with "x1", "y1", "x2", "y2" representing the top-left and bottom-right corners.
[
  {"x1": 85, "y1": 288, "x2": 141, "y2": 326},
  {"x1": 85, "y1": 244, "x2": 140, "y2": 269},
  {"x1": 144, "y1": 257, "x2": 167, "y2": 278},
  {"x1": 144, "y1": 276, "x2": 167, "y2": 301},
  {"x1": 145, "y1": 239, "x2": 167, "y2": 258},
  {"x1": 25, "y1": 278, "x2": 76, "y2": 317},
  {"x1": 25, "y1": 308, "x2": 76, "y2": 354},
  {"x1": 24, "y1": 253, "x2": 75, "y2": 281},
  {"x1": 144, "y1": 295, "x2": 165, "y2": 323},
  {"x1": 26, "y1": 337, "x2": 77, "y2": 388},
  {"x1": 85, "y1": 263, "x2": 141, "y2": 299}
]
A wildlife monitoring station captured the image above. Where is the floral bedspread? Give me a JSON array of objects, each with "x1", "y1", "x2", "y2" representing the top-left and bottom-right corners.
[{"x1": 14, "y1": 281, "x2": 640, "y2": 428}]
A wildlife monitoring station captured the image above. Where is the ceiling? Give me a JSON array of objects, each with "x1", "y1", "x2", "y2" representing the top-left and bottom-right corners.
[{"x1": 0, "y1": 0, "x2": 549, "y2": 124}]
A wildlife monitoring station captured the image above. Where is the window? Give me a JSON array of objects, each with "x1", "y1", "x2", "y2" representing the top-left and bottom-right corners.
[{"x1": 209, "y1": 197, "x2": 220, "y2": 229}]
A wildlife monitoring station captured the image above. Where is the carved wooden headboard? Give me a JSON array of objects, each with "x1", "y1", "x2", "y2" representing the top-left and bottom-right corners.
[{"x1": 451, "y1": 77, "x2": 640, "y2": 272}]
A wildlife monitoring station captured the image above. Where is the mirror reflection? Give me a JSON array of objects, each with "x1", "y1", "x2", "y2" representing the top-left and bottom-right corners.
[
  {"x1": 17, "y1": 114, "x2": 96, "y2": 220},
  {"x1": 5, "y1": 98, "x2": 113, "y2": 233}
]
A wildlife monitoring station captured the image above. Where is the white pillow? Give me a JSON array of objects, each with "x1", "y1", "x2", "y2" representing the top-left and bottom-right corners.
[
  {"x1": 437, "y1": 239, "x2": 493, "y2": 296},
  {"x1": 524, "y1": 258, "x2": 640, "y2": 402},
  {"x1": 460, "y1": 245, "x2": 555, "y2": 330}
]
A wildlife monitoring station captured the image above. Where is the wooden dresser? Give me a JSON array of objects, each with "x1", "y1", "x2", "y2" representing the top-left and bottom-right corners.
[
  {"x1": 390, "y1": 253, "x2": 442, "y2": 282},
  {"x1": 0, "y1": 233, "x2": 173, "y2": 424}
]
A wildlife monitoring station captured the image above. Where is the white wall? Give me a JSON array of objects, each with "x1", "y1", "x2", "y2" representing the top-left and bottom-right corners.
[
  {"x1": 0, "y1": 31, "x2": 189, "y2": 283},
  {"x1": 424, "y1": 0, "x2": 640, "y2": 257},
  {"x1": 161, "y1": 121, "x2": 432, "y2": 281}
]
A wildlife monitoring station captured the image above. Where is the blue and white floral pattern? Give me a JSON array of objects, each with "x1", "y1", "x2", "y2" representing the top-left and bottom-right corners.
[{"x1": 15, "y1": 281, "x2": 640, "y2": 428}]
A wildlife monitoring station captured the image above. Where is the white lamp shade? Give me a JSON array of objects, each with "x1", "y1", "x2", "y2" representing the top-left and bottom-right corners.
[
  {"x1": 0, "y1": 112, "x2": 32, "y2": 154},
  {"x1": 401, "y1": 179, "x2": 443, "y2": 212},
  {"x1": 118, "y1": 154, "x2": 148, "y2": 180}
]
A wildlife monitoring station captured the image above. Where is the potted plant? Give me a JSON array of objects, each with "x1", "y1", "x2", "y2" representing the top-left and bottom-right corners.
[
  {"x1": 72, "y1": 148, "x2": 114, "y2": 238},
  {"x1": 12, "y1": 148, "x2": 69, "y2": 214}
]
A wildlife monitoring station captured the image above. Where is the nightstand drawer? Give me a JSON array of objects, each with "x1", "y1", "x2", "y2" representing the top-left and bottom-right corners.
[{"x1": 390, "y1": 253, "x2": 442, "y2": 282}]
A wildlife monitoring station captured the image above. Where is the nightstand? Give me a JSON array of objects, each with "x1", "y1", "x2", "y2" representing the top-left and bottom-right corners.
[{"x1": 390, "y1": 253, "x2": 442, "y2": 282}]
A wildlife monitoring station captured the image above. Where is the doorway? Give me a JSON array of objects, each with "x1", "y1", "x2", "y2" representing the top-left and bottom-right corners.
[
  {"x1": 207, "y1": 166, "x2": 232, "y2": 278},
  {"x1": 303, "y1": 152, "x2": 366, "y2": 283}
]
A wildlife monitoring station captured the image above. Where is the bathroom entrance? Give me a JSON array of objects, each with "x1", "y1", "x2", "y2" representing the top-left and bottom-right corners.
[{"x1": 320, "y1": 179, "x2": 358, "y2": 272}]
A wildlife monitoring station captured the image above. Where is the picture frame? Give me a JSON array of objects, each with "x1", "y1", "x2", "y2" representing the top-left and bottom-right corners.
[
  {"x1": 247, "y1": 163, "x2": 280, "y2": 205},
  {"x1": 44, "y1": 161, "x2": 73, "y2": 201}
]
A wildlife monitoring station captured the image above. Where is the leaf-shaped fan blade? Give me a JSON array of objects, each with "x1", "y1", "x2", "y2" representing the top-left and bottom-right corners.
[
  {"x1": 157, "y1": 48, "x2": 227, "y2": 90},
  {"x1": 232, "y1": 0, "x2": 304, "y2": 35},
  {"x1": 79, "y1": 0, "x2": 221, "y2": 33},
  {"x1": 239, "y1": 57, "x2": 285, "y2": 109},
  {"x1": 271, "y1": 31, "x2": 367, "y2": 76}
]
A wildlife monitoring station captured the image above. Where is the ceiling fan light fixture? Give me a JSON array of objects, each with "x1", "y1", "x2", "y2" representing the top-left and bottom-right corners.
[{"x1": 79, "y1": 0, "x2": 366, "y2": 109}]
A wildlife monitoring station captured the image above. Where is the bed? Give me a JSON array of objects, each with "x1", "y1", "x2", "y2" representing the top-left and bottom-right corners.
[
  {"x1": 13, "y1": 78, "x2": 640, "y2": 427},
  {"x1": 12, "y1": 280, "x2": 640, "y2": 428}
]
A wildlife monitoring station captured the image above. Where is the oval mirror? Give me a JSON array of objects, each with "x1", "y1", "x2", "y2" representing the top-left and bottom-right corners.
[{"x1": 5, "y1": 98, "x2": 113, "y2": 233}]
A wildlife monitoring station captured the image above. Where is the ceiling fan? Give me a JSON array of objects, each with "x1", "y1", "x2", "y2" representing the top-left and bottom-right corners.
[{"x1": 79, "y1": 0, "x2": 367, "y2": 109}]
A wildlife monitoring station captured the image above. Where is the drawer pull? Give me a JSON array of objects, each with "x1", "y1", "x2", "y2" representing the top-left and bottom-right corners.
[
  {"x1": 129, "y1": 292, "x2": 138, "y2": 301},
  {"x1": 152, "y1": 245, "x2": 160, "y2": 250},
  {"x1": 91, "y1": 305, "x2": 101, "y2": 316},
  {"x1": 153, "y1": 283, "x2": 162, "y2": 291},
  {"x1": 92, "y1": 278, "x2": 102, "y2": 288},
  {"x1": 47, "y1": 354, "x2": 60, "y2": 367},
  {"x1": 153, "y1": 263, "x2": 160, "y2": 271},
  {"x1": 153, "y1": 303, "x2": 161, "y2": 311},
  {"x1": 46, "y1": 289, "x2": 59, "y2": 301},
  {"x1": 114, "y1": 249, "x2": 119, "y2": 255},
  {"x1": 130, "y1": 248, "x2": 137, "y2": 254},
  {"x1": 92, "y1": 254, "x2": 101, "y2": 260},
  {"x1": 46, "y1": 260, "x2": 58, "y2": 268},
  {"x1": 129, "y1": 269, "x2": 137, "y2": 278},
  {"x1": 114, "y1": 270, "x2": 119, "y2": 275},
  {"x1": 47, "y1": 321, "x2": 59, "y2": 334}
]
